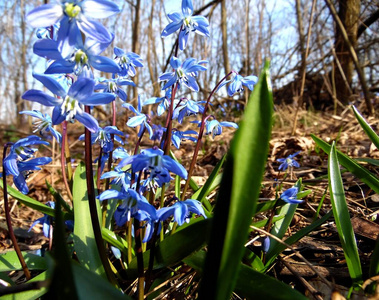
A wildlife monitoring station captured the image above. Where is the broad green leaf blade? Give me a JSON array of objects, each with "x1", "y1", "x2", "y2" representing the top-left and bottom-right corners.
[
  {"x1": 0, "y1": 251, "x2": 47, "y2": 272},
  {"x1": 0, "y1": 181, "x2": 55, "y2": 217},
  {"x1": 129, "y1": 218, "x2": 211, "y2": 271},
  {"x1": 101, "y1": 227, "x2": 134, "y2": 257},
  {"x1": 185, "y1": 251, "x2": 307, "y2": 300},
  {"x1": 199, "y1": 61, "x2": 273, "y2": 299},
  {"x1": 264, "y1": 210, "x2": 333, "y2": 269},
  {"x1": 329, "y1": 143, "x2": 362, "y2": 282},
  {"x1": 46, "y1": 180, "x2": 72, "y2": 213},
  {"x1": 312, "y1": 134, "x2": 379, "y2": 194},
  {"x1": 72, "y1": 162, "x2": 105, "y2": 277},
  {"x1": 0, "y1": 271, "x2": 48, "y2": 300},
  {"x1": 352, "y1": 106, "x2": 379, "y2": 150},
  {"x1": 266, "y1": 203, "x2": 298, "y2": 261}
]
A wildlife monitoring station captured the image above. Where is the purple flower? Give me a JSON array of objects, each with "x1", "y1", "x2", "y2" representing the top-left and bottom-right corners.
[{"x1": 161, "y1": 0, "x2": 210, "y2": 50}]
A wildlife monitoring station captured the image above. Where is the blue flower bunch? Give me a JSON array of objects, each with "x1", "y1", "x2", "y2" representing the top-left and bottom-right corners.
[{"x1": 2, "y1": 0, "x2": 260, "y2": 293}]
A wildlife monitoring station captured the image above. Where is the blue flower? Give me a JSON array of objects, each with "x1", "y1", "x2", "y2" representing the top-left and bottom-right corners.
[
  {"x1": 79, "y1": 126, "x2": 124, "y2": 153},
  {"x1": 29, "y1": 202, "x2": 55, "y2": 238},
  {"x1": 20, "y1": 110, "x2": 62, "y2": 143},
  {"x1": 35, "y1": 36, "x2": 120, "y2": 77},
  {"x1": 22, "y1": 74, "x2": 116, "y2": 133},
  {"x1": 101, "y1": 167, "x2": 131, "y2": 192},
  {"x1": 159, "y1": 57, "x2": 207, "y2": 92},
  {"x1": 157, "y1": 199, "x2": 206, "y2": 226},
  {"x1": 36, "y1": 24, "x2": 59, "y2": 40},
  {"x1": 114, "y1": 48, "x2": 144, "y2": 77},
  {"x1": 161, "y1": 0, "x2": 210, "y2": 50},
  {"x1": 219, "y1": 74, "x2": 258, "y2": 96},
  {"x1": 280, "y1": 187, "x2": 303, "y2": 204},
  {"x1": 123, "y1": 96, "x2": 153, "y2": 139},
  {"x1": 118, "y1": 146, "x2": 188, "y2": 184},
  {"x1": 26, "y1": 0, "x2": 120, "y2": 57},
  {"x1": 95, "y1": 77, "x2": 136, "y2": 102},
  {"x1": 193, "y1": 119, "x2": 238, "y2": 139},
  {"x1": 172, "y1": 129, "x2": 197, "y2": 149},
  {"x1": 173, "y1": 99, "x2": 205, "y2": 123},
  {"x1": 277, "y1": 151, "x2": 301, "y2": 171},
  {"x1": 98, "y1": 188, "x2": 156, "y2": 227},
  {"x1": 143, "y1": 89, "x2": 172, "y2": 116},
  {"x1": 151, "y1": 125, "x2": 165, "y2": 142}
]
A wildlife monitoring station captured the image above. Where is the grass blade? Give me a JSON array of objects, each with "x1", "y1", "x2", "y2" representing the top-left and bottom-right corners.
[
  {"x1": 352, "y1": 105, "x2": 379, "y2": 150},
  {"x1": 328, "y1": 142, "x2": 362, "y2": 283}
]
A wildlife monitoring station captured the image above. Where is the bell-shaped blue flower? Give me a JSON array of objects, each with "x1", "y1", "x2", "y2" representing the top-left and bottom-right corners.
[
  {"x1": 95, "y1": 77, "x2": 136, "y2": 102},
  {"x1": 173, "y1": 99, "x2": 205, "y2": 123},
  {"x1": 280, "y1": 187, "x2": 304, "y2": 204},
  {"x1": 219, "y1": 74, "x2": 258, "y2": 96},
  {"x1": 161, "y1": 0, "x2": 210, "y2": 50},
  {"x1": 172, "y1": 129, "x2": 197, "y2": 149},
  {"x1": 114, "y1": 47, "x2": 144, "y2": 77},
  {"x1": 79, "y1": 126, "x2": 124, "y2": 153},
  {"x1": 123, "y1": 96, "x2": 153, "y2": 139},
  {"x1": 143, "y1": 89, "x2": 172, "y2": 116},
  {"x1": 159, "y1": 57, "x2": 207, "y2": 92},
  {"x1": 193, "y1": 119, "x2": 238, "y2": 139}
]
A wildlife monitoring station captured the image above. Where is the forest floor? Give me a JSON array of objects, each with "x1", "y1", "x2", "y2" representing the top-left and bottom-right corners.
[{"x1": 1, "y1": 103, "x2": 379, "y2": 299}]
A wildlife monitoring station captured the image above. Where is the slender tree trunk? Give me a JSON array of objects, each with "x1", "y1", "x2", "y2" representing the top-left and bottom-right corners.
[
  {"x1": 221, "y1": 0, "x2": 230, "y2": 77},
  {"x1": 131, "y1": 0, "x2": 141, "y2": 103},
  {"x1": 334, "y1": 0, "x2": 360, "y2": 103}
]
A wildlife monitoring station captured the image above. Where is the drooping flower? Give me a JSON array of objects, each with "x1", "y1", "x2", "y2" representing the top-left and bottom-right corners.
[
  {"x1": 159, "y1": 56, "x2": 207, "y2": 92},
  {"x1": 29, "y1": 202, "x2": 55, "y2": 238},
  {"x1": 151, "y1": 125, "x2": 165, "y2": 142},
  {"x1": 20, "y1": 110, "x2": 62, "y2": 143},
  {"x1": 280, "y1": 187, "x2": 303, "y2": 204},
  {"x1": 101, "y1": 166, "x2": 131, "y2": 192},
  {"x1": 114, "y1": 48, "x2": 144, "y2": 77},
  {"x1": 22, "y1": 74, "x2": 116, "y2": 133},
  {"x1": 2, "y1": 136, "x2": 51, "y2": 194},
  {"x1": 277, "y1": 151, "x2": 301, "y2": 171},
  {"x1": 173, "y1": 99, "x2": 205, "y2": 123},
  {"x1": 95, "y1": 77, "x2": 136, "y2": 102},
  {"x1": 193, "y1": 119, "x2": 238, "y2": 139},
  {"x1": 157, "y1": 199, "x2": 206, "y2": 226},
  {"x1": 219, "y1": 74, "x2": 258, "y2": 96},
  {"x1": 143, "y1": 89, "x2": 172, "y2": 116},
  {"x1": 98, "y1": 188, "x2": 156, "y2": 227},
  {"x1": 172, "y1": 129, "x2": 197, "y2": 149},
  {"x1": 26, "y1": 0, "x2": 120, "y2": 57},
  {"x1": 123, "y1": 96, "x2": 153, "y2": 139},
  {"x1": 118, "y1": 146, "x2": 188, "y2": 184},
  {"x1": 161, "y1": 0, "x2": 210, "y2": 50},
  {"x1": 79, "y1": 126, "x2": 124, "y2": 153}
]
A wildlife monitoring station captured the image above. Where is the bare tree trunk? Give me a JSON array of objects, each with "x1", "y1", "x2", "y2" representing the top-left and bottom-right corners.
[
  {"x1": 17, "y1": 0, "x2": 27, "y2": 126},
  {"x1": 147, "y1": 0, "x2": 160, "y2": 98},
  {"x1": 221, "y1": 0, "x2": 230, "y2": 77},
  {"x1": 254, "y1": 0, "x2": 265, "y2": 74},
  {"x1": 334, "y1": 0, "x2": 360, "y2": 103},
  {"x1": 295, "y1": 0, "x2": 306, "y2": 81},
  {"x1": 131, "y1": 0, "x2": 141, "y2": 103}
]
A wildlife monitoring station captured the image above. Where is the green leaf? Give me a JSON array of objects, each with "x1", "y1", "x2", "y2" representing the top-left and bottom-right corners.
[
  {"x1": 129, "y1": 218, "x2": 211, "y2": 271},
  {"x1": 185, "y1": 251, "x2": 307, "y2": 300},
  {"x1": 352, "y1": 106, "x2": 379, "y2": 150},
  {"x1": 199, "y1": 61, "x2": 273, "y2": 299},
  {"x1": 101, "y1": 227, "x2": 134, "y2": 257},
  {"x1": 369, "y1": 237, "x2": 379, "y2": 277},
  {"x1": 46, "y1": 180, "x2": 72, "y2": 213},
  {"x1": 0, "y1": 251, "x2": 47, "y2": 272},
  {"x1": 328, "y1": 142, "x2": 362, "y2": 282},
  {"x1": 312, "y1": 134, "x2": 379, "y2": 194},
  {"x1": 72, "y1": 162, "x2": 105, "y2": 277}
]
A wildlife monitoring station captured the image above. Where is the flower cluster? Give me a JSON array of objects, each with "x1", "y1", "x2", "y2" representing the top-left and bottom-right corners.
[{"x1": 18, "y1": 0, "x2": 258, "y2": 246}]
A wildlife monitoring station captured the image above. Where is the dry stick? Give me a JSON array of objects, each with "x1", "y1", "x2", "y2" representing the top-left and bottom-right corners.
[
  {"x1": 2, "y1": 144, "x2": 31, "y2": 280},
  {"x1": 250, "y1": 225, "x2": 333, "y2": 289},
  {"x1": 324, "y1": 0, "x2": 373, "y2": 115},
  {"x1": 291, "y1": 0, "x2": 317, "y2": 136},
  {"x1": 280, "y1": 257, "x2": 324, "y2": 300}
]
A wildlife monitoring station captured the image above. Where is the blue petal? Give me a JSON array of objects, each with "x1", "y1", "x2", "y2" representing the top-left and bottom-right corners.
[
  {"x1": 114, "y1": 47, "x2": 125, "y2": 57},
  {"x1": 116, "y1": 89, "x2": 127, "y2": 102},
  {"x1": 127, "y1": 115, "x2": 145, "y2": 127},
  {"x1": 80, "y1": 92, "x2": 115, "y2": 105},
  {"x1": 44, "y1": 59, "x2": 75, "y2": 74},
  {"x1": 162, "y1": 156, "x2": 188, "y2": 179},
  {"x1": 57, "y1": 18, "x2": 82, "y2": 58},
  {"x1": 33, "y1": 73, "x2": 67, "y2": 98},
  {"x1": 161, "y1": 21, "x2": 182, "y2": 37},
  {"x1": 178, "y1": 30, "x2": 189, "y2": 51},
  {"x1": 14, "y1": 173, "x2": 29, "y2": 194},
  {"x1": 170, "y1": 56, "x2": 181, "y2": 69},
  {"x1": 33, "y1": 39, "x2": 62, "y2": 60},
  {"x1": 78, "y1": 15, "x2": 113, "y2": 43},
  {"x1": 220, "y1": 121, "x2": 238, "y2": 128},
  {"x1": 68, "y1": 78, "x2": 95, "y2": 102},
  {"x1": 85, "y1": 37, "x2": 113, "y2": 56},
  {"x1": 98, "y1": 189, "x2": 125, "y2": 201},
  {"x1": 89, "y1": 55, "x2": 121, "y2": 73},
  {"x1": 52, "y1": 106, "x2": 66, "y2": 125},
  {"x1": 76, "y1": 112, "x2": 99, "y2": 133},
  {"x1": 26, "y1": 4, "x2": 63, "y2": 28},
  {"x1": 81, "y1": 0, "x2": 121, "y2": 18},
  {"x1": 174, "y1": 202, "x2": 188, "y2": 226},
  {"x1": 182, "y1": 0, "x2": 193, "y2": 16},
  {"x1": 22, "y1": 90, "x2": 61, "y2": 107}
]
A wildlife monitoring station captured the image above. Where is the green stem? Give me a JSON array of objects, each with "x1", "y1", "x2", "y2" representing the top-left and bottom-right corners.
[{"x1": 61, "y1": 121, "x2": 73, "y2": 201}]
